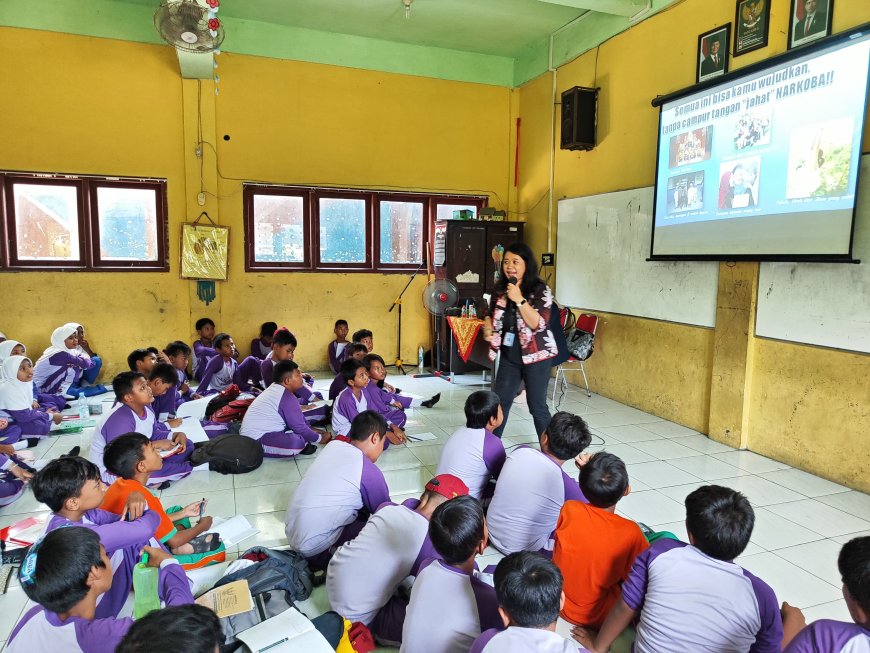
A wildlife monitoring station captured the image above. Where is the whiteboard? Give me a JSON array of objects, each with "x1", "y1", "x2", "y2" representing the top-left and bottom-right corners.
[
  {"x1": 756, "y1": 156, "x2": 870, "y2": 353},
  {"x1": 556, "y1": 187, "x2": 719, "y2": 327}
]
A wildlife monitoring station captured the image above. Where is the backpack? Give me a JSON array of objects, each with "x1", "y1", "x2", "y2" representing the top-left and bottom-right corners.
[
  {"x1": 214, "y1": 547, "x2": 314, "y2": 650},
  {"x1": 210, "y1": 398, "x2": 255, "y2": 423},
  {"x1": 565, "y1": 327, "x2": 595, "y2": 361},
  {"x1": 190, "y1": 434, "x2": 264, "y2": 474},
  {"x1": 204, "y1": 384, "x2": 241, "y2": 420},
  {"x1": 549, "y1": 301, "x2": 571, "y2": 368}
]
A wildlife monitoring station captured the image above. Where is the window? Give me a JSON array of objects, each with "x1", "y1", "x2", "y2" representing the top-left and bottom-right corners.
[
  {"x1": 244, "y1": 185, "x2": 485, "y2": 273},
  {"x1": 1, "y1": 172, "x2": 168, "y2": 271}
]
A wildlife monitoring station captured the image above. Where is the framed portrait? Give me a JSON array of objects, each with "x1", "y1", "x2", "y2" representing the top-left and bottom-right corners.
[
  {"x1": 788, "y1": 0, "x2": 834, "y2": 49},
  {"x1": 181, "y1": 215, "x2": 229, "y2": 280},
  {"x1": 734, "y1": 0, "x2": 771, "y2": 56},
  {"x1": 697, "y1": 24, "x2": 731, "y2": 83}
]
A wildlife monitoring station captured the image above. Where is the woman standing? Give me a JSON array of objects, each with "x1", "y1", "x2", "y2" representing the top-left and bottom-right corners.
[{"x1": 483, "y1": 242, "x2": 558, "y2": 437}]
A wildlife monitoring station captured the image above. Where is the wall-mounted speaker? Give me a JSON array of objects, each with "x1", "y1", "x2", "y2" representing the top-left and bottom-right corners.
[{"x1": 561, "y1": 86, "x2": 599, "y2": 151}]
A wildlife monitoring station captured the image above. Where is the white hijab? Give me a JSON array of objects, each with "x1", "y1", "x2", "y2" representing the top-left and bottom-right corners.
[
  {"x1": 0, "y1": 340, "x2": 24, "y2": 362},
  {"x1": 0, "y1": 356, "x2": 35, "y2": 410},
  {"x1": 35, "y1": 325, "x2": 78, "y2": 368},
  {"x1": 64, "y1": 322, "x2": 91, "y2": 359}
]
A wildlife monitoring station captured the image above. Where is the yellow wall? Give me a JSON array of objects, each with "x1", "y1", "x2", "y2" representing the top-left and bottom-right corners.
[
  {"x1": 0, "y1": 27, "x2": 513, "y2": 376},
  {"x1": 517, "y1": 0, "x2": 870, "y2": 490}
]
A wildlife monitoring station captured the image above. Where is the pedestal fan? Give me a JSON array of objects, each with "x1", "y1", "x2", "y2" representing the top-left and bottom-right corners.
[{"x1": 417, "y1": 278, "x2": 458, "y2": 378}]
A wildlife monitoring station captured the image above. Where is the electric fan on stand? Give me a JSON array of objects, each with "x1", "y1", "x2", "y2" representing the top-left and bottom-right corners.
[{"x1": 418, "y1": 279, "x2": 458, "y2": 378}]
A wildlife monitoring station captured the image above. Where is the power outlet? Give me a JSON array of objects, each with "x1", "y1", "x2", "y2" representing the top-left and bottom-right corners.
[{"x1": 541, "y1": 252, "x2": 555, "y2": 266}]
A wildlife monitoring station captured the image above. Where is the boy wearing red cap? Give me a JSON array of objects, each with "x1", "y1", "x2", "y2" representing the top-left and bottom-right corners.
[{"x1": 327, "y1": 474, "x2": 469, "y2": 646}]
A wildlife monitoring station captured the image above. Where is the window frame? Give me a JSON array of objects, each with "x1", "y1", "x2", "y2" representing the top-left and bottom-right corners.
[
  {"x1": 243, "y1": 184, "x2": 487, "y2": 273},
  {"x1": 0, "y1": 171, "x2": 169, "y2": 272}
]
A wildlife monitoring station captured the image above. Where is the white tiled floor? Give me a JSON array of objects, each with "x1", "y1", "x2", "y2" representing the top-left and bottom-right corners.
[{"x1": 0, "y1": 372, "x2": 867, "y2": 651}]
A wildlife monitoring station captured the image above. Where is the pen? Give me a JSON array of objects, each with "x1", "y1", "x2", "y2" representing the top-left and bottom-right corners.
[
  {"x1": 258, "y1": 637, "x2": 288, "y2": 652},
  {"x1": 199, "y1": 498, "x2": 206, "y2": 517}
]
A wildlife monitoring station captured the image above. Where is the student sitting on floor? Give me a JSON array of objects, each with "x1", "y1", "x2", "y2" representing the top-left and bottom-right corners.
[
  {"x1": 436, "y1": 390, "x2": 505, "y2": 500},
  {"x1": 116, "y1": 604, "x2": 223, "y2": 653},
  {"x1": 127, "y1": 349, "x2": 157, "y2": 376},
  {"x1": 191, "y1": 317, "x2": 217, "y2": 382},
  {"x1": 364, "y1": 354, "x2": 440, "y2": 413},
  {"x1": 553, "y1": 452, "x2": 648, "y2": 630},
  {"x1": 284, "y1": 410, "x2": 391, "y2": 569},
  {"x1": 197, "y1": 333, "x2": 261, "y2": 394},
  {"x1": 241, "y1": 360, "x2": 331, "y2": 458},
  {"x1": 361, "y1": 354, "x2": 410, "y2": 430},
  {"x1": 90, "y1": 372, "x2": 192, "y2": 486},
  {"x1": 334, "y1": 359, "x2": 405, "y2": 445},
  {"x1": 471, "y1": 552, "x2": 591, "y2": 653},
  {"x1": 30, "y1": 456, "x2": 161, "y2": 619},
  {"x1": 250, "y1": 321, "x2": 277, "y2": 360},
  {"x1": 573, "y1": 485, "x2": 783, "y2": 653},
  {"x1": 6, "y1": 528, "x2": 192, "y2": 653},
  {"x1": 328, "y1": 319, "x2": 349, "y2": 374},
  {"x1": 0, "y1": 447, "x2": 34, "y2": 507},
  {"x1": 486, "y1": 412, "x2": 591, "y2": 555},
  {"x1": 401, "y1": 495, "x2": 504, "y2": 653},
  {"x1": 327, "y1": 474, "x2": 470, "y2": 646},
  {"x1": 102, "y1": 433, "x2": 223, "y2": 564},
  {"x1": 33, "y1": 325, "x2": 97, "y2": 399},
  {"x1": 148, "y1": 364, "x2": 228, "y2": 440},
  {"x1": 67, "y1": 323, "x2": 106, "y2": 394},
  {"x1": 0, "y1": 355, "x2": 62, "y2": 443},
  {"x1": 353, "y1": 329, "x2": 374, "y2": 354},
  {"x1": 0, "y1": 341, "x2": 66, "y2": 412},
  {"x1": 261, "y1": 329, "x2": 328, "y2": 425},
  {"x1": 781, "y1": 535, "x2": 870, "y2": 652},
  {"x1": 164, "y1": 341, "x2": 201, "y2": 404},
  {"x1": 328, "y1": 343, "x2": 369, "y2": 400}
]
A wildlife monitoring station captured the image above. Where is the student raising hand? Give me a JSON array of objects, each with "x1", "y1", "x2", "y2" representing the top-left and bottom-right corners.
[{"x1": 125, "y1": 491, "x2": 148, "y2": 521}]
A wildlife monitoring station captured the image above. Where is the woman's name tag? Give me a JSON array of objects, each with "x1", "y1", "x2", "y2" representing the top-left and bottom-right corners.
[{"x1": 503, "y1": 332, "x2": 516, "y2": 347}]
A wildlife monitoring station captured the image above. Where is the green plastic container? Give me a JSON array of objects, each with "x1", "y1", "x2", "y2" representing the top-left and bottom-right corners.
[{"x1": 132, "y1": 552, "x2": 161, "y2": 619}]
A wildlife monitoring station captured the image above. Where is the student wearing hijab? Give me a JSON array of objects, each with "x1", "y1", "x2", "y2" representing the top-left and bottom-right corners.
[
  {"x1": 0, "y1": 356, "x2": 62, "y2": 445},
  {"x1": 0, "y1": 341, "x2": 67, "y2": 412},
  {"x1": 33, "y1": 325, "x2": 97, "y2": 398}
]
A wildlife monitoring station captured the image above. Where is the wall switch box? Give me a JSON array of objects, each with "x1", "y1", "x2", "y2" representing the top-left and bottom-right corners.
[{"x1": 542, "y1": 253, "x2": 555, "y2": 266}]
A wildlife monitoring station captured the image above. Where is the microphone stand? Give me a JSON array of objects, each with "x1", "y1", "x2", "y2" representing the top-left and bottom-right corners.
[{"x1": 387, "y1": 259, "x2": 425, "y2": 375}]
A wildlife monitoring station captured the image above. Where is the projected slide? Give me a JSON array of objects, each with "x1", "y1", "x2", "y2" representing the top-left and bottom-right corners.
[{"x1": 652, "y1": 30, "x2": 870, "y2": 258}]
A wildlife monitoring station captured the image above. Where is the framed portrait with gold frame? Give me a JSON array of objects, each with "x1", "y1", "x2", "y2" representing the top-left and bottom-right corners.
[
  {"x1": 180, "y1": 213, "x2": 229, "y2": 280},
  {"x1": 734, "y1": 0, "x2": 770, "y2": 56}
]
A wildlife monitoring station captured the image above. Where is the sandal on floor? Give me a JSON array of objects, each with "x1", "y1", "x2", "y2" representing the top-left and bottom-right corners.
[{"x1": 188, "y1": 533, "x2": 222, "y2": 554}]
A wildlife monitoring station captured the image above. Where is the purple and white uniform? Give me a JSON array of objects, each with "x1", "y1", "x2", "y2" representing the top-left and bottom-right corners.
[
  {"x1": 486, "y1": 446, "x2": 586, "y2": 554},
  {"x1": 623, "y1": 539, "x2": 782, "y2": 653},
  {"x1": 241, "y1": 383, "x2": 320, "y2": 457},
  {"x1": 45, "y1": 510, "x2": 163, "y2": 619},
  {"x1": 260, "y1": 353, "x2": 276, "y2": 388},
  {"x1": 400, "y1": 559, "x2": 503, "y2": 653},
  {"x1": 284, "y1": 438, "x2": 390, "y2": 559},
  {"x1": 198, "y1": 354, "x2": 261, "y2": 394},
  {"x1": 328, "y1": 372, "x2": 347, "y2": 401},
  {"x1": 328, "y1": 341, "x2": 348, "y2": 374},
  {"x1": 332, "y1": 387, "x2": 368, "y2": 437},
  {"x1": 174, "y1": 367, "x2": 195, "y2": 405},
  {"x1": 471, "y1": 627, "x2": 591, "y2": 652},
  {"x1": 90, "y1": 403, "x2": 192, "y2": 485},
  {"x1": 0, "y1": 356, "x2": 52, "y2": 438},
  {"x1": 785, "y1": 620, "x2": 870, "y2": 653},
  {"x1": 436, "y1": 426, "x2": 505, "y2": 500},
  {"x1": 0, "y1": 454, "x2": 27, "y2": 506},
  {"x1": 250, "y1": 337, "x2": 271, "y2": 359},
  {"x1": 327, "y1": 499, "x2": 438, "y2": 643},
  {"x1": 191, "y1": 340, "x2": 217, "y2": 382},
  {"x1": 32, "y1": 326, "x2": 95, "y2": 395},
  {"x1": 363, "y1": 381, "x2": 407, "y2": 429},
  {"x1": 6, "y1": 559, "x2": 192, "y2": 653},
  {"x1": 151, "y1": 388, "x2": 178, "y2": 422}
]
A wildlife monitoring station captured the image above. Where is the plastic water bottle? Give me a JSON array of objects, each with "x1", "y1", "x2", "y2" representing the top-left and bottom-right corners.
[
  {"x1": 461, "y1": 302, "x2": 468, "y2": 318},
  {"x1": 418, "y1": 346, "x2": 424, "y2": 373},
  {"x1": 77, "y1": 396, "x2": 89, "y2": 421},
  {"x1": 132, "y1": 552, "x2": 161, "y2": 619}
]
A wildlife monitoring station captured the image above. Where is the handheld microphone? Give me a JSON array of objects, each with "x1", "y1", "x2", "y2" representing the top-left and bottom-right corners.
[{"x1": 508, "y1": 276, "x2": 518, "y2": 285}]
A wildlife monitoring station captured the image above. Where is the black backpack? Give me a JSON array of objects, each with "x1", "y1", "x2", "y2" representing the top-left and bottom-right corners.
[
  {"x1": 549, "y1": 301, "x2": 572, "y2": 367},
  {"x1": 191, "y1": 434, "x2": 264, "y2": 474}
]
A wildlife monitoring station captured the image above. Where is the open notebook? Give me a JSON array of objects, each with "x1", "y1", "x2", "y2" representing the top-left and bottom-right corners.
[{"x1": 235, "y1": 607, "x2": 333, "y2": 653}]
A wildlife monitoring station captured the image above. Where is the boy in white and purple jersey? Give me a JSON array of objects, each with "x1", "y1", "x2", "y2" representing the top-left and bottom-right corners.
[
  {"x1": 436, "y1": 390, "x2": 505, "y2": 500},
  {"x1": 191, "y1": 317, "x2": 217, "y2": 382},
  {"x1": 285, "y1": 411, "x2": 391, "y2": 569},
  {"x1": 260, "y1": 329, "x2": 328, "y2": 426},
  {"x1": 163, "y1": 341, "x2": 199, "y2": 405},
  {"x1": 327, "y1": 474, "x2": 470, "y2": 646},
  {"x1": 471, "y1": 552, "x2": 591, "y2": 653},
  {"x1": 250, "y1": 321, "x2": 277, "y2": 359},
  {"x1": 147, "y1": 365, "x2": 229, "y2": 440},
  {"x1": 32, "y1": 325, "x2": 96, "y2": 396},
  {"x1": 7, "y1": 528, "x2": 191, "y2": 653},
  {"x1": 241, "y1": 360, "x2": 331, "y2": 457},
  {"x1": 90, "y1": 372, "x2": 192, "y2": 486},
  {"x1": 486, "y1": 412, "x2": 591, "y2": 555},
  {"x1": 328, "y1": 343, "x2": 369, "y2": 400},
  {"x1": 401, "y1": 495, "x2": 504, "y2": 653},
  {"x1": 574, "y1": 485, "x2": 783, "y2": 653},
  {"x1": 197, "y1": 333, "x2": 262, "y2": 394},
  {"x1": 334, "y1": 359, "x2": 406, "y2": 448},
  {"x1": 30, "y1": 456, "x2": 164, "y2": 620},
  {"x1": 328, "y1": 319, "x2": 350, "y2": 373},
  {"x1": 782, "y1": 536, "x2": 870, "y2": 653}
]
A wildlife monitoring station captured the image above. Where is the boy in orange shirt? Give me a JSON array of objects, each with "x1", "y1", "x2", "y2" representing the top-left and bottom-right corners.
[
  {"x1": 101, "y1": 433, "x2": 222, "y2": 563},
  {"x1": 553, "y1": 452, "x2": 648, "y2": 629}
]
